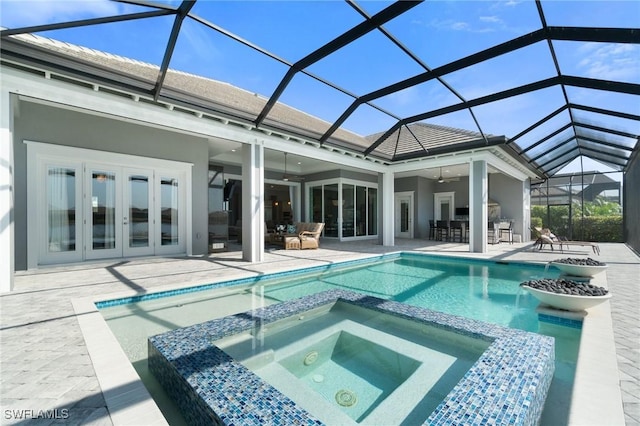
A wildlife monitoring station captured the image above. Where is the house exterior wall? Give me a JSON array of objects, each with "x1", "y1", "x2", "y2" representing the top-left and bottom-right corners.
[
  {"x1": 394, "y1": 176, "x2": 433, "y2": 239},
  {"x1": 489, "y1": 173, "x2": 526, "y2": 239},
  {"x1": 438, "y1": 178, "x2": 470, "y2": 213},
  {"x1": 624, "y1": 152, "x2": 640, "y2": 253},
  {"x1": 13, "y1": 101, "x2": 210, "y2": 270}
]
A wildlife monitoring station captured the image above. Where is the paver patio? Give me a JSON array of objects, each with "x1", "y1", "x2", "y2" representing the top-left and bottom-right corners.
[{"x1": 1, "y1": 240, "x2": 638, "y2": 425}]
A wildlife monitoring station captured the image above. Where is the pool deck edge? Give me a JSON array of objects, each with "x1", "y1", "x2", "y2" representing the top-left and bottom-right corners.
[
  {"x1": 71, "y1": 297, "x2": 168, "y2": 426},
  {"x1": 3, "y1": 241, "x2": 636, "y2": 425}
]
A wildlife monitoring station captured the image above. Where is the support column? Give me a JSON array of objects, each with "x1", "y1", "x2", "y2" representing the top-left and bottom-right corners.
[
  {"x1": 0, "y1": 90, "x2": 14, "y2": 292},
  {"x1": 241, "y1": 142, "x2": 264, "y2": 263},
  {"x1": 522, "y1": 179, "x2": 531, "y2": 242},
  {"x1": 381, "y1": 171, "x2": 394, "y2": 246},
  {"x1": 469, "y1": 160, "x2": 488, "y2": 253}
]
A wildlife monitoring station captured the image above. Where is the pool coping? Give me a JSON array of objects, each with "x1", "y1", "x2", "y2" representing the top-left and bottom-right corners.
[
  {"x1": 72, "y1": 251, "x2": 625, "y2": 425},
  {"x1": 148, "y1": 289, "x2": 555, "y2": 425}
]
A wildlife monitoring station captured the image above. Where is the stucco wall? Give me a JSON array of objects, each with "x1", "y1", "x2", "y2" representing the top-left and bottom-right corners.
[
  {"x1": 437, "y1": 178, "x2": 470, "y2": 212},
  {"x1": 624, "y1": 152, "x2": 640, "y2": 253},
  {"x1": 489, "y1": 173, "x2": 526, "y2": 239},
  {"x1": 394, "y1": 176, "x2": 438, "y2": 239},
  {"x1": 13, "y1": 101, "x2": 210, "y2": 270}
]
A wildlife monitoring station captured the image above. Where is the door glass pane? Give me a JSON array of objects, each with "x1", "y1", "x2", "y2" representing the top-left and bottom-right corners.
[
  {"x1": 356, "y1": 186, "x2": 366, "y2": 236},
  {"x1": 342, "y1": 184, "x2": 354, "y2": 237},
  {"x1": 401, "y1": 200, "x2": 409, "y2": 232},
  {"x1": 92, "y1": 171, "x2": 116, "y2": 250},
  {"x1": 129, "y1": 175, "x2": 149, "y2": 247},
  {"x1": 368, "y1": 188, "x2": 377, "y2": 235},
  {"x1": 324, "y1": 184, "x2": 338, "y2": 237},
  {"x1": 161, "y1": 177, "x2": 179, "y2": 245},
  {"x1": 311, "y1": 186, "x2": 323, "y2": 223},
  {"x1": 441, "y1": 202, "x2": 450, "y2": 221},
  {"x1": 47, "y1": 167, "x2": 76, "y2": 252}
]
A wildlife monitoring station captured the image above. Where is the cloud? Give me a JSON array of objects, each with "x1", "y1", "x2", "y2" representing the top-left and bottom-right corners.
[
  {"x1": 388, "y1": 86, "x2": 420, "y2": 107},
  {"x1": 425, "y1": 18, "x2": 495, "y2": 33},
  {"x1": 480, "y1": 16, "x2": 503, "y2": 24},
  {"x1": 575, "y1": 42, "x2": 640, "y2": 81},
  {"x1": 0, "y1": 0, "x2": 128, "y2": 28}
]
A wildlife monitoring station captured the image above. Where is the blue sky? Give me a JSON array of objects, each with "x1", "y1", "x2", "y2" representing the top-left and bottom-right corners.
[{"x1": 1, "y1": 0, "x2": 638, "y2": 174}]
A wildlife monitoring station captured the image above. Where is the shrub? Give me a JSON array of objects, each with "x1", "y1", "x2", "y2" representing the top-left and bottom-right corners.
[{"x1": 573, "y1": 216, "x2": 623, "y2": 242}]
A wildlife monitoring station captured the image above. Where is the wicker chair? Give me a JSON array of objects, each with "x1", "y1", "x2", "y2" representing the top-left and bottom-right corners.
[{"x1": 298, "y1": 222, "x2": 325, "y2": 250}]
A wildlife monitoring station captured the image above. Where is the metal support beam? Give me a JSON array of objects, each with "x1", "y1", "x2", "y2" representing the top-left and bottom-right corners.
[
  {"x1": 255, "y1": 1, "x2": 421, "y2": 127},
  {"x1": 153, "y1": 1, "x2": 195, "y2": 101}
]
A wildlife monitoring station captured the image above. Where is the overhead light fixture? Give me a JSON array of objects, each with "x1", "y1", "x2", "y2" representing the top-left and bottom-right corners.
[{"x1": 437, "y1": 167, "x2": 444, "y2": 183}]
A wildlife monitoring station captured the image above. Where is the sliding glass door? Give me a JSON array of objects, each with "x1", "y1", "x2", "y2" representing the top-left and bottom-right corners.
[{"x1": 307, "y1": 179, "x2": 378, "y2": 240}]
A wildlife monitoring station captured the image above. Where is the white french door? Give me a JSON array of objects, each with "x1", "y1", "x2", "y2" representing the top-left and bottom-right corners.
[
  {"x1": 394, "y1": 192, "x2": 413, "y2": 239},
  {"x1": 85, "y1": 165, "x2": 185, "y2": 259},
  {"x1": 124, "y1": 169, "x2": 155, "y2": 257},
  {"x1": 85, "y1": 164, "x2": 121, "y2": 260},
  {"x1": 39, "y1": 162, "x2": 84, "y2": 264},
  {"x1": 30, "y1": 143, "x2": 190, "y2": 266}
]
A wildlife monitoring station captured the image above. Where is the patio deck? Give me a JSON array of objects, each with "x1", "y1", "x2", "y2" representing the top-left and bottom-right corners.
[{"x1": 1, "y1": 240, "x2": 638, "y2": 425}]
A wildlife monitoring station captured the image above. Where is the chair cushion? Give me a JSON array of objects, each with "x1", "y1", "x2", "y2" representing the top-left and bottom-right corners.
[{"x1": 539, "y1": 235, "x2": 554, "y2": 244}]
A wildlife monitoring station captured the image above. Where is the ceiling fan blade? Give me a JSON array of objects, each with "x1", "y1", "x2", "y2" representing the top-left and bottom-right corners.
[{"x1": 282, "y1": 152, "x2": 304, "y2": 181}]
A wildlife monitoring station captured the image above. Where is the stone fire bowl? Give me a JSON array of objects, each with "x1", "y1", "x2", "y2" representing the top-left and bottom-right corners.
[
  {"x1": 522, "y1": 285, "x2": 611, "y2": 312},
  {"x1": 550, "y1": 262, "x2": 608, "y2": 278}
]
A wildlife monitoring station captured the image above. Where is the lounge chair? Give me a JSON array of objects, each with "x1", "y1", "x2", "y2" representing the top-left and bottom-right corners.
[
  {"x1": 531, "y1": 227, "x2": 556, "y2": 251},
  {"x1": 556, "y1": 236, "x2": 601, "y2": 255},
  {"x1": 297, "y1": 222, "x2": 325, "y2": 250},
  {"x1": 531, "y1": 227, "x2": 600, "y2": 255}
]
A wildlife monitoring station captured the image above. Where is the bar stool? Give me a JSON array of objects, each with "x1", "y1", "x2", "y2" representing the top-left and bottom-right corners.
[
  {"x1": 500, "y1": 221, "x2": 514, "y2": 244},
  {"x1": 436, "y1": 220, "x2": 449, "y2": 241},
  {"x1": 449, "y1": 220, "x2": 463, "y2": 242},
  {"x1": 429, "y1": 219, "x2": 436, "y2": 240}
]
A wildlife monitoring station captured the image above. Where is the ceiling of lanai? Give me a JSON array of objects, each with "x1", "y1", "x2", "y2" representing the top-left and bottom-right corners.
[{"x1": 1, "y1": 0, "x2": 638, "y2": 180}]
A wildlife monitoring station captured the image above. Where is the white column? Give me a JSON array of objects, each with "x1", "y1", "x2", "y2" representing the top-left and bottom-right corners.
[
  {"x1": 522, "y1": 179, "x2": 531, "y2": 242},
  {"x1": 382, "y1": 171, "x2": 394, "y2": 246},
  {"x1": 0, "y1": 90, "x2": 14, "y2": 292},
  {"x1": 469, "y1": 160, "x2": 488, "y2": 253},
  {"x1": 241, "y1": 142, "x2": 264, "y2": 263}
]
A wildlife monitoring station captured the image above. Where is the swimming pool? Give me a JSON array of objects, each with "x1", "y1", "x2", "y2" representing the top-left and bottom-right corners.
[
  {"x1": 149, "y1": 291, "x2": 554, "y2": 425},
  {"x1": 99, "y1": 253, "x2": 580, "y2": 424}
]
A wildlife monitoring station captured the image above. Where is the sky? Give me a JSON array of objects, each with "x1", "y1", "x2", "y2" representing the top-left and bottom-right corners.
[{"x1": 1, "y1": 0, "x2": 638, "y2": 176}]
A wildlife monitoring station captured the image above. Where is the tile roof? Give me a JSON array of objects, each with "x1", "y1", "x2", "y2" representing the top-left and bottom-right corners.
[
  {"x1": 6, "y1": 32, "x2": 502, "y2": 162},
  {"x1": 8, "y1": 33, "x2": 372, "y2": 150},
  {"x1": 366, "y1": 122, "x2": 502, "y2": 159}
]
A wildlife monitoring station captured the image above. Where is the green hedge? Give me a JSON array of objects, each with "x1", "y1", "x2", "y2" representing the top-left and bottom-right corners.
[
  {"x1": 530, "y1": 209, "x2": 623, "y2": 242},
  {"x1": 572, "y1": 216, "x2": 623, "y2": 242}
]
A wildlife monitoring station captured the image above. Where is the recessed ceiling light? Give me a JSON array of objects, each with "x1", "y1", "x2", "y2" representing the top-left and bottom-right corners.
[
  {"x1": 231, "y1": 149, "x2": 236, "y2": 152},
  {"x1": 297, "y1": 162, "x2": 302, "y2": 165}
]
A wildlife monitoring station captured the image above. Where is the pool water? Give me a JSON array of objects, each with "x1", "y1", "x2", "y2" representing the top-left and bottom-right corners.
[
  {"x1": 100, "y1": 253, "x2": 579, "y2": 425},
  {"x1": 213, "y1": 300, "x2": 490, "y2": 424},
  {"x1": 261, "y1": 256, "x2": 553, "y2": 331}
]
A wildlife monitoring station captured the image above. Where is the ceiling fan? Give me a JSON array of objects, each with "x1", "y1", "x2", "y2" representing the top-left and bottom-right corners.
[
  {"x1": 282, "y1": 152, "x2": 304, "y2": 182},
  {"x1": 436, "y1": 167, "x2": 459, "y2": 183}
]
